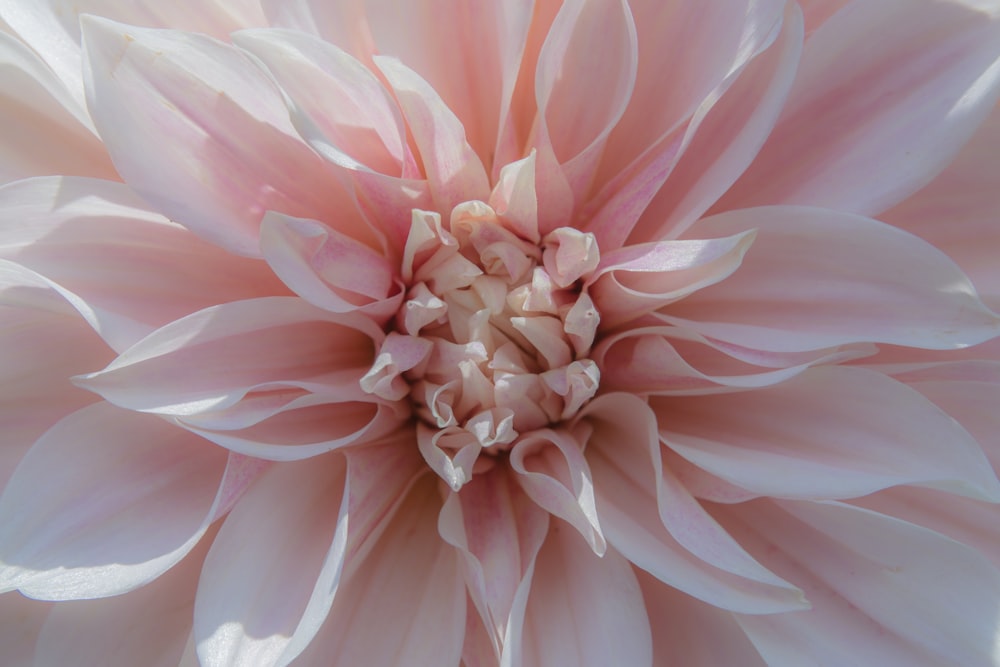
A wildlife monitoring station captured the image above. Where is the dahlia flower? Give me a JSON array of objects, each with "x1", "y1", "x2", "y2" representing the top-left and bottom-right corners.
[{"x1": 3, "y1": 0, "x2": 1000, "y2": 665}]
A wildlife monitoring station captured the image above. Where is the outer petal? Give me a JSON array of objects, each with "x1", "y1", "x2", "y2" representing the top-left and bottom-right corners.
[
  {"x1": 881, "y1": 102, "x2": 1000, "y2": 309},
  {"x1": 75, "y1": 297, "x2": 402, "y2": 460},
  {"x1": 290, "y1": 475, "x2": 466, "y2": 667},
  {"x1": 81, "y1": 17, "x2": 368, "y2": 256},
  {"x1": 653, "y1": 365, "x2": 1000, "y2": 501},
  {"x1": 584, "y1": 393, "x2": 807, "y2": 613},
  {"x1": 719, "y1": 500, "x2": 1000, "y2": 666},
  {"x1": 517, "y1": 526, "x2": 653, "y2": 667},
  {"x1": 33, "y1": 526, "x2": 213, "y2": 667},
  {"x1": 719, "y1": 0, "x2": 1000, "y2": 215},
  {"x1": 664, "y1": 206, "x2": 1000, "y2": 352},
  {"x1": 0, "y1": 592, "x2": 51, "y2": 667},
  {"x1": 438, "y1": 465, "x2": 550, "y2": 662},
  {"x1": 0, "y1": 32, "x2": 114, "y2": 183},
  {"x1": 0, "y1": 0, "x2": 267, "y2": 111},
  {"x1": 0, "y1": 403, "x2": 230, "y2": 600},
  {"x1": 0, "y1": 176, "x2": 288, "y2": 352},
  {"x1": 636, "y1": 569, "x2": 767, "y2": 667}
]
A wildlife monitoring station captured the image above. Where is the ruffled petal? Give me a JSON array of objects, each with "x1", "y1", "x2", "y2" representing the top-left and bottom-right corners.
[
  {"x1": 720, "y1": 0, "x2": 1000, "y2": 215},
  {"x1": 664, "y1": 206, "x2": 1000, "y2": 352},
  {"x1": 81, "y1": 17, "x2": 365, "y2": 257},
  {"x1": 653, "y1": 365, "x2": 1000, "y2": 500},
  {"x1": 0, "y1": 403, "x2": 229, "y2": 600}
]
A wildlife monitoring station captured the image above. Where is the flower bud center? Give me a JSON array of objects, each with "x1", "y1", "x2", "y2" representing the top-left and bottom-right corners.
[{"x1": 361, "y1": 202, "x2": 602, "y2": 451}]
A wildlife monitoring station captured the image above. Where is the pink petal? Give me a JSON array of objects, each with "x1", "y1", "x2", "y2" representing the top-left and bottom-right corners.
[
  {"x1": 720, "y1": 499, "x2": 1000, "y2": 665},
  {"x1": 0, "y1": 0, "x2": 267, "y2": 112},
  {"x1": 0, "y1": 176, "x2": 289, "y2": 351},
  {"x1": 375, "y1": 55, "x2": 491, "y2": 213},
  {"x1": 594, "y1": 325, "x2": 872, "y2": 395},
  {"x1": 531, "y1": 0, "x2": 638, "y2": 233},
  {"x1": 881, "y1": 102, "x2": 1000, "y2": 309},
  {"x1": 0, "y1": 403, "x2": 228, "y2": 600},
  {"x1": 259, "y1": 212, "x2": 402, "y2": 323},
  {"x1": 510, "y1": 428, "x2": 606, "y2": 555},
  {"x1": 719, "y1": 0, "x2": 1000, "y2": 215},
  {"x1": 654, "y1": 365, "x2": 1000, "y2": 500},
  {"x1": 438, "y1": 465, "x2": 550, "y2": 661},
  {"x1": 34, "y1": 526, "x2": 211, "y2": 667},
  {"x1": 0, "y1": 273, "x2": 112, "y2": 489},
  {"x1": 583, "y1": 393, "x2": 806, "y2": 613},
  {"x1": 81, "y1": 17, "x2": 367, "y2": 256},
  {"x1": 0, "y1": 592, "x2": 51, "y2": 667},
  {"x1": 517, "y1": 526, "x2": 652, "y2": 667},
  {"x1": 635, "y1": 569, "x2": 767, "y2": 667},
  {"x1": 75, "y1": 298, "x2": 401, "y2": 461},
  {"x1": 664, "y1": 206, "x2": 1000, "y2": 352},
  {"x1": 624, "y1": 2, "x2": 802, "y2": 243},
  {"x1": 195, "y1": 455, "x2": 349, "y2": 667},
  {"x1": 587, "y1": 230, "x2": 755, "y2": 329},
  {"x1": 290, "y1": 476, "x2": 466, "y2": 667},
  {"x1": 0, "y1": 32, "x2": 114, "y2": 183}
]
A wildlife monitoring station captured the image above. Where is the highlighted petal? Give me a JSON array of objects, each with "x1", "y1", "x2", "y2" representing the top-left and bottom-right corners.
[{"x1": 0, "y1": 403, "x2": 229, "y2": 600}]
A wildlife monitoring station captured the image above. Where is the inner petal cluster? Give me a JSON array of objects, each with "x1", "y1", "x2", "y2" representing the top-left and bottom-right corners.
[{"x1": 361, "y1": 201, "x2": 602, "y2": 481}]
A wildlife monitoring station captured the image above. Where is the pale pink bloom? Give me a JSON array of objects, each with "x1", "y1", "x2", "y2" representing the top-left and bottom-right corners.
[{"x1": 2, "y1": 0, "x2": 1000, "y2": 665}]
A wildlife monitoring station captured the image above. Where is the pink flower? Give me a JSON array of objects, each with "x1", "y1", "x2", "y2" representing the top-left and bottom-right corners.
[{"x1": 2, "y1": 1, "x2": 1000, "y2": 665}]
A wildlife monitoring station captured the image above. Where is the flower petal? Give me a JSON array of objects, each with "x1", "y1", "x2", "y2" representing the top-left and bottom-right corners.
[
  {"x1": 290, "y1": 475, "x2": 466, "y2": 667},
  {"x1": 0, "y1": 403, "x2": 228, "y2": 600},
  {"x1": 720, "y1": 0, "x2": 1000, "y2": 215},
  {"x1": 0, "y1": 176, "x2": 289, "y2": 351},
  {"x1": 438, "y1": 465, "x2": 550, "y2": 661},
  {"x1": 34, "y1": 527, "x2": 211, "y2": 667},
  {"x1": 654, "y1": 365, "x2": 1000, "y2": 500},
  {"x1": 583, "y1": 393, "x2": 807, "y2": 613},
  {"x1": 259, "y1": 212, "x2": 402, "y2": 322},
  {"x1": 81, "y1": 16, "x2": 365, "y2": 256},
  {"x1": 665, "y1": 206, "x2": 1000, "y2": 352},
  {"x1": 510, "y1": 428, "x2": 606, "y2": 555},
  {"x1": 636, "y1": 569, "x2": 767, "y2": 667},
  {"x1": 517, "y1": 526, "x2": 652, "y2": 667},
  {"x1": 0, "y1": 32, "x2": 114, "y2": 183},
  {"x1": 0, "y1": 592, "x2": 51, "y2": 667},
  {"x1": 720, "y1": 499, "x2": 1000, "y2": 666}
]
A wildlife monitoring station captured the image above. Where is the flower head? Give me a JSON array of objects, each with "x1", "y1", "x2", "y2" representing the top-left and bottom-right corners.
[{"x1": 2, "y1": 1, "x2": 1000, "y2": 665}]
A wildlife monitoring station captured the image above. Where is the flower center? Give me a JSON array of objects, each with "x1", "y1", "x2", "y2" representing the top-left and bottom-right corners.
[{"x1": 361, "y1": 201, "x2": 602, "y2": 453}]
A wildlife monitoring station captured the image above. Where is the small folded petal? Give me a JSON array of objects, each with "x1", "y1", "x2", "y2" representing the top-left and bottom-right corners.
[
  {"x1": 0, "y1": 403, "x2": 229, "y2": 600},
  {"x1": 719, "y1": 0, "x2": 1000, "y2": 216},
  {"x1": 663, "y1": 206, "x2": 1000, "y2": 352},
  {"x1": 654, "y1": 365, "x2": 1000, "y2": 500},
  {"x1": 517, "y1": 526, "x2": 652, "y2": 667},
  {"x1": 720, "y1": 499, "x2": 1000, "y2": 666},
  {"x1": 81, "y1": 17, "x2": 366, "y2": 256}
]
